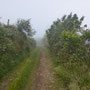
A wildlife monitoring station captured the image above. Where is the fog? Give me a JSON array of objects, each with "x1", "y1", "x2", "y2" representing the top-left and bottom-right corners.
[{"x1": 0, "y1": 0, "x2": 90, "y2": 38}]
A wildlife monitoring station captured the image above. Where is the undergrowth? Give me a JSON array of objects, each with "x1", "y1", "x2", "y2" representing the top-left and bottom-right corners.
[{"x1": 8, "y1": 48, "x2": 41, "y2": 90}]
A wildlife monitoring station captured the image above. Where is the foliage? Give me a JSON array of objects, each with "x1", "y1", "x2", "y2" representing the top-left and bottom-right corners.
[
  {"x1": 55, "y1": 66, "x2": 73, "y2": 86},
  {"x1": 0, "y1": 19, "x2": 36, "y2": 80},
  {"x1": 17, "y1": 19, "x2": 35, "y2": 37},
  {"x1": 8, "y1": 48, "x2": 41, "y2": 90},
  {"x1": 46, "y1": 13, "x2": 90, "y2": 89}
]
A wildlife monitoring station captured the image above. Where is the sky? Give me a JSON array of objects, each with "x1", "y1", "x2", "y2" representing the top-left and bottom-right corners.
[{"x1": 0, "y1": 0, "x2": 90, "y2": 38}]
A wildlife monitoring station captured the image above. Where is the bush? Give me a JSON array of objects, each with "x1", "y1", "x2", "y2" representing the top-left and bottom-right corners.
[
  {"x1": 46, "y1": 13, "x2": 90, "y2": 89},
  {"x1": 55, "y1": 66, "x2": 73, "y2": 86},
  {"x1": 0, "y1": 19, "x2": 36, "y2": 80}
]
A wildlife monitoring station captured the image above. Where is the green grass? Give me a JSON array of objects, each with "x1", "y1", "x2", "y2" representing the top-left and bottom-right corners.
[
  {"x1": 8, "y1": 48, "x2": 41, "y2": 90},
  {"x1": 47, "y1": 49, "x2": 90, "y2": 90},
  {"x1": 51, "y1": 55, "x2": 90, "y2": 89},
  {"x1": 0, "y1": 60, "x2": 26, "y2": 83},
  {"x1": 55, "y1": 66, "x2": 73, "y2": 86}
]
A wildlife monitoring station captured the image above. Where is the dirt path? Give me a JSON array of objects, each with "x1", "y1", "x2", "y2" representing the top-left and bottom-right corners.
[
  {"x1": 0, "y1": 49, "x2": 60, "y2": 90},
  {"x1": 31, "y1": 50, "x2": 57, "y2": 90}
]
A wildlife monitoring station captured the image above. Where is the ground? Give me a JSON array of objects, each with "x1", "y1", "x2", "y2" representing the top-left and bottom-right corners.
[
  {"x1": 31, "y1": 49, "x2": 61, "y2": 90},
  {"x1": 0, "y1": 49, "x2": 61, "y2": 90}
]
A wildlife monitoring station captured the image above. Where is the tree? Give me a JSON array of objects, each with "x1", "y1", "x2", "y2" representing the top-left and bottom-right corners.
[{"x1": 17, "y1": 19, "x2": 35, "y2": 37}]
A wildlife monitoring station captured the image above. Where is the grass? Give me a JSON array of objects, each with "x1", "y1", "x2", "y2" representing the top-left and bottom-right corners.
[
  {"x1": 46, "y1": 49, "x2": 90, "y2": 90},
  {"x1": 0, "y1": 57, "x2": 30, "y2": 90},
  {"x1": 8, "y1": 48, "x2": 41, "y2": 90},
  {"x1": 50, "y1": 55, "x2": 90, "y2": 90},
  {"x1": 0, "y1": 60, "x2": 27, "y2": 83},
  {"x1": 55, "y1": 66, "x2": 73, "y2": 86}
]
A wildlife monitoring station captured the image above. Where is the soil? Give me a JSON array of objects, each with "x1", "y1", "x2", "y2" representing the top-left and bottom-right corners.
[{"x1": 31, "y1": 50, "x2": 56, "y2": 90}]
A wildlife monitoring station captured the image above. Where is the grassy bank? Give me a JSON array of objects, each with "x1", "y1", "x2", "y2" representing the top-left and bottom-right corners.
[
  {"x1": 8, "y1": 48, "x2": 41, "y2": 90},
  {"x1": 50, "y1": 54, "x2": 90, "y2": 90},
  {"x1": 43, "y1": 48, "x2": 90, "y2": 90}
]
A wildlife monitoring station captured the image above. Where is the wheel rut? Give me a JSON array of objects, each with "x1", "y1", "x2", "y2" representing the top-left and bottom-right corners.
[{"x1": 31, "y1": 50, "x2": 54, "y2": 90}]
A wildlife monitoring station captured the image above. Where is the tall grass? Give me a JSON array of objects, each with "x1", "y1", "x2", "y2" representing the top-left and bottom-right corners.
[
  {"x1": 49, "y1": 53, "x2": 90, "y2": 90},
  {"x1": 54, "y1": 59, "x2": 90, "y2": 90},
  {"x1": 8, "y1": 48, "x2": 41, "y2": 90}
]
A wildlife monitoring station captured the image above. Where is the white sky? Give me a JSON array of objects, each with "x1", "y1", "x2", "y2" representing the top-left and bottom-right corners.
[{"x1": 0, "y1": 0, "x2": 90, "y2": 38}]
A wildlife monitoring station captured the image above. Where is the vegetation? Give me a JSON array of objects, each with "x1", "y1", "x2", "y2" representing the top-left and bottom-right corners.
[
  {"x1": 8, "y1": 48, "x2": 41, "y2": 90},
  {"x1": 0, "y1": 19, "x2": 36, "y2": 80},
  {"x1": 46, "y1": 13, "x2": 90, "y2": 89},
  {"x1": 0, "y1": 13, "x2": 90, "y2": 90}
]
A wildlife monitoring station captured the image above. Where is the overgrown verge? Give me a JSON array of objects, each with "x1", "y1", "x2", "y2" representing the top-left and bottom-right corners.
[
  {"x1": 46, "y1": 13, "x2": 90, "y2": 90},
  {"x1": 0, "y1": 19, "x2": 36, "y2": 80},
  {"x1": 8, "y1": 48, "x2": 41, "y2": 90}
]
